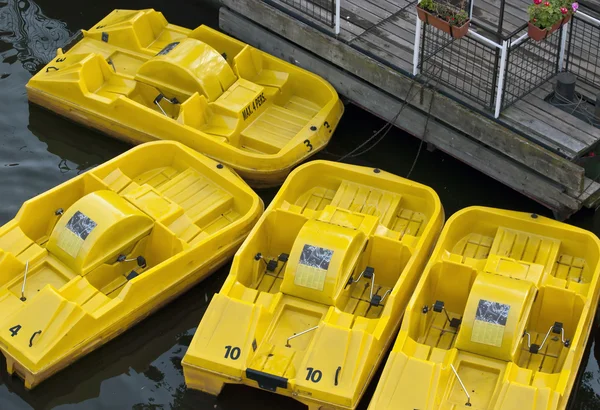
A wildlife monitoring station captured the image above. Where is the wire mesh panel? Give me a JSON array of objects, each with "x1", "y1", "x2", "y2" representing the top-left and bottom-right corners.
[
  {"x1": 502, "y1": 27, "x2": 562, "y2": 109},
  {"x1": 276, "y1": 0, "x2": 335, "y2": 27},
  {"x1": 566, "y1": 8, "x2": 600, "y2": 88},
  {"x1": 419, "y1": 24, "x2": 499, "y2": 109}
]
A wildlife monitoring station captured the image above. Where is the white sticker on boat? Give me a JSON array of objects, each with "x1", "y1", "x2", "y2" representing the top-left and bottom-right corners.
[
  {"x1": 294, "y1": 244, "x2": 333, "y2": 291},
  {"x1": 471, "y1": 299, "x2": 510, "y2": 348},
  {"x1": 57, "y1": 211, "x2": 97, "y2": 257}
]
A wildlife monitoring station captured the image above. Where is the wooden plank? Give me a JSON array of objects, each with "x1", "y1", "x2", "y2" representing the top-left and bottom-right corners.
[
  {"x1": 524, "y1": 93, "x2": 600, "y2": 153},
  {"x1": 220, "y1": 7, "x2": 583, "y2": 216},
  {"x1": 351, "y1": 35, "x2": 413, "y2": 71},
  {"x1": 501, "y1": 103, "x2": 586, "y2": 158},
  {"x1": 220, "y1": 0, "x2": 585, "y2": 192},
  {"x1": 345, "y1": 0, "x2": 393, "y2": 19},
  {"x1": 582, "y1": 178, "x2": 600, "y2": 208}
]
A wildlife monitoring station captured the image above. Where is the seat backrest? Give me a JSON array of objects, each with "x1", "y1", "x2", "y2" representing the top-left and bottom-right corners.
[
  {"x1": 46, "y1": 190, "x2": 153, "y2": 276},
  {"x1": 234, "y1": 45, "x2": 263, "y2": 80},
  {"x1": 280, "y1": 219, "x2": 367, "y2": 306},
  {"x1": 136, "y1": 38, "x2": 237, "y2": 102},
  {"x1": 177, "y1": 93, "x2": 210, "y2": 129},
  {"x1": 455, "y1": 274, "x2": 536, "y2": 362}
]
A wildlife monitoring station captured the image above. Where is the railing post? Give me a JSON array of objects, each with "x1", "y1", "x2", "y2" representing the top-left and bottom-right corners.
[
  {"x1": 335, "y1": 0, "x2": 341, "y2": 35},
  {"x1": 469, "y1": 0, "x2": 475, "y2": 19},
  {"x1": 494, "y1": 40, "x2": 509, "y2": 118},
  {"x1": 413, "y1": 0, "x2": 422, "y2": 76},
  {"x1": 558, "y1": 21, "x2": 569, "y2": 71}
]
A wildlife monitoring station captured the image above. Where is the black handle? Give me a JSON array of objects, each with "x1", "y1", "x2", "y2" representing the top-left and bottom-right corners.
[
  {"x1": 335, "y1": 366, "x2": 341, "y2": 386},
  {"x1": 29, "y1": 330, "x2": 42, "y2": 347}
]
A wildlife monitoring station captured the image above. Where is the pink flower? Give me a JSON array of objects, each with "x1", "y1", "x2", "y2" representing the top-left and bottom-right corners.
[
  {"x1": 534, "y1": 0, "x2": 542, "y2": 4},
  {"x1": 561, "y1": 6, "x2": 568, "y2": 14},
  {"x1": 544, "y1": 1, "x2": 550, "y2": 6},
  {"x1": 572, "y1": 2, "x2": 579, "y2": 11}
]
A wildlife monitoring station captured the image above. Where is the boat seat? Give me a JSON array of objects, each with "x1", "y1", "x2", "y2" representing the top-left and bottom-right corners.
[
  {"x1": 280, "y1": 219, "x2": 367, "y2": 306},
  {"x1": 85, "y1": 9, "x2": 186, "y2": 55},
  {"x1": 176, "y1": 93, "x2": 231, "y2": 140},
  {"x1": 96, "y1": 75, "x2": 136, "y2": 99},
  {"x1": 330, "y1": 181, "x2": 402, "y2": 229},
  {"x1": 234, "y1": 45, "x2": 290, "y2": 90},
  {"x1": 77, "y1": 55, "x2": 136, "y2": 101},
  {"x1": 489, "y1": 227, "x2": 560, "y2": 271}
]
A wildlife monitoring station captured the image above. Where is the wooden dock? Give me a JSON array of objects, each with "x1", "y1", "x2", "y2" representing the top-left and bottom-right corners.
[{"x1": 219, "y1": 0, "x2": 600, "y2": 219}]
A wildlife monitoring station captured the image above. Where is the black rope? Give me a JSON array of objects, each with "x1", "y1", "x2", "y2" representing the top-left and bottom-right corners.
[{"x1": 407, "y1": 88, "x2": 437, "y2": 179}]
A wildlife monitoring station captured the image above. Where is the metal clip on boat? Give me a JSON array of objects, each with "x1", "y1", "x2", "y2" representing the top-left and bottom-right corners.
[
  {"x1": 20, "y1": 261, "x2": 29, "y2": 301},
  {"x1": 285, "y1": 325, "x2": 318, "y2": 348},
  {"x1": 153, "y1": 93, "x2": 179, "y2": 117},
  {"x1": 117, "y1": 254, "x2": 147, "y2": 269},
  {"x1": 450, "y1": 363, "x2": 472, "y2": 407}
]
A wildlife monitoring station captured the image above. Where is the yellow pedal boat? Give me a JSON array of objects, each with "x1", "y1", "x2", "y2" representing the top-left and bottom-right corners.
[
  {"x1": 0, "y1": 141, "x2": 262, "y2": 389},
  {"x1": 369, "y1": 206, "x2": 600, "y2": 410},
  {"x1": 181, "y1": 160, "x2": 443, "y2": 409},
  {"x1": 26, "y1": 9, "x2": 344, "y2": 188}
]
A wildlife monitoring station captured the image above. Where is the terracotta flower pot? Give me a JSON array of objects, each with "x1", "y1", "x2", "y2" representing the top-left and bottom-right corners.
[
  {"x1": 527, "y1": 17, "x2": 567, "y2": 41},
  {"x1": 416, "y1": 6, "x2": 470, "y2": 39}
]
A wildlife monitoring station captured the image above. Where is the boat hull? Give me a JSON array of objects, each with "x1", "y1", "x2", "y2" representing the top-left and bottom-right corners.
[
  {"x1": 0, "y1": 141, "x2": 263, "y2": 389},
  {"x1": 26, "y1": 9, "x2": 345, "y2": 188},
  {"x1": 182, "y1": 160, "x2": 444, "y2": 409},
  {"x1": 368, "y1": 207, "x2": 600, "y2": 410}
]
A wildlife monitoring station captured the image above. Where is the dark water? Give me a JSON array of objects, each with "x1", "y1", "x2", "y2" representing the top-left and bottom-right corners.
[{"x1": 0, "y1": 0, "x2": 598, "y2": 408}]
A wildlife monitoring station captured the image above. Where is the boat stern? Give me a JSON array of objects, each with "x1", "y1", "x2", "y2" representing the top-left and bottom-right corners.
[{"x1": 182, "y1": 290, "x2": 281, "y2": 394}]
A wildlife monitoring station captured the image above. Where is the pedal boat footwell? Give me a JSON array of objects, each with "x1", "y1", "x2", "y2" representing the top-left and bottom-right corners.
[
  {"x1": 369, "y1": 206, "x2": 600, "y2": 410},
  {"x1": 182, "y1": 160, "x2": 444, "y2": 409},
  {"x1": 26, "y1": 9, "x2": 344, "y2": 187},
  {"x1": 0, "y1": 141, "x2": 263, "y2": 389}
]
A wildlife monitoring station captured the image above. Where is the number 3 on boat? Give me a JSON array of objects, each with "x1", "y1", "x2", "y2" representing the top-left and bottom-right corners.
[
  {"x1": 182, "y1": 160, "x2": 444, "y2": 409},
  {"x1": 26, "y1": 9, "x2": 344, "y2": 188}
]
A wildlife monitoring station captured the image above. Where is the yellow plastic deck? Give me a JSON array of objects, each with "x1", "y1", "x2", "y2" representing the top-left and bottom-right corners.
[
  {"x1": 0, "y1": 141, "x2": 263, "y2": 389},
  {"x1": 369, "y1": 207, "x2": 600, "y2": 410},
  {"x1": 182, "y1": 160, "x2": 444, "y2": 409},
  {"x1": 26, "y1": 9, "x2": 344, "y2": 187}
]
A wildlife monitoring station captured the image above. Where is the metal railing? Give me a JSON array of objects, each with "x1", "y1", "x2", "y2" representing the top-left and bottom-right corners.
[
  {"x1": 414, "y1": 0, "x2": 568, "y2": 118},
  {"x1": 502, "y1": 25, "x2": 563, "y2": 109},
  {"x1": 264, "y1": 0, "x2": 600, "y2": 118},
  {"x1": 566, "y1": 3, "x2": 600, "y2": 88},
  {"x1": 274, "y1": 0, "x2": 340, "y2": 34}
]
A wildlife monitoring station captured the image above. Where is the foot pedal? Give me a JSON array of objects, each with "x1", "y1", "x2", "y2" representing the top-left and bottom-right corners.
[
  {"x1": 370, "y1": 294, "x2": 382, "y2": 307},
  {"x1": 126, "y1": 270, "x2": 139, "y2": 280},
  {"x1": 266, "y1": 259, "x2": 278, "y2": 272},
  {"x1": 449, "y1": 318, "x2": 462, "y2": 329},
  {"x1": 363, "y1": 266, "x2": 374, "y2": 279},
  {"x1": 433, "y1": 300, "x2": 444, "y2": 313},
  {"x1": 552, "y1": 322, "x2": 563, "y2": 334}
]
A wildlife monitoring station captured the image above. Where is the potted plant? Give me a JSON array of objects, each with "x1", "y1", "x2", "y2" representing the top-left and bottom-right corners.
[
  {"x1": 416, "y1": 0, "x2": 471, "y2": 39},
  {"x1": 528, "y1": 0, "x2": 579, "y2": 41}
]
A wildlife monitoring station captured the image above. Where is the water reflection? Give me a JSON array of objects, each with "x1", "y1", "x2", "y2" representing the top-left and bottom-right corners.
[
  {"x1": 27, "y1": 103, "x2": 128, "y2": 174},
  {"x1": 0, "y1": 0, "x2": 70, "y2": 73}
]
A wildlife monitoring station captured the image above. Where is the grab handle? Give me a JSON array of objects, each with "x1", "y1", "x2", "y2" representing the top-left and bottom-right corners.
[{"x1": 29, "y1": 330, "x2": 42, "y2": 347}]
